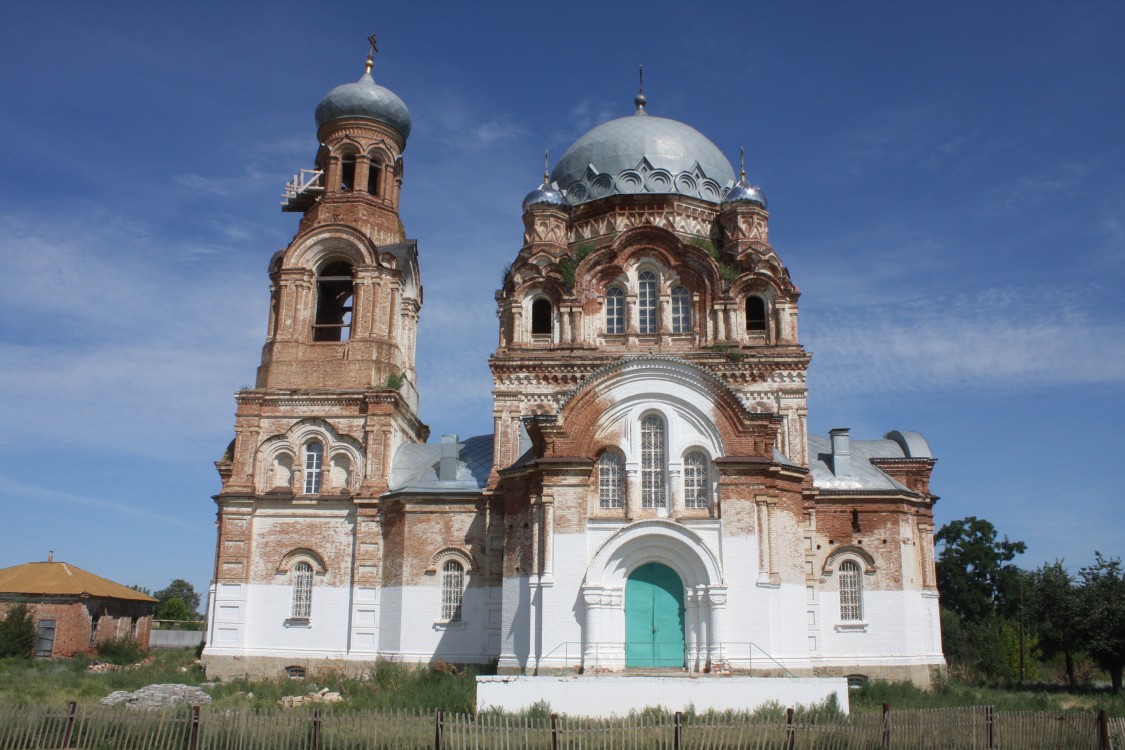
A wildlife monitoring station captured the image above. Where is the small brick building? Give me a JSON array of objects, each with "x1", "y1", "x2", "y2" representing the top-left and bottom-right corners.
[{"x1": 0, "y1": 558, "x2": 157, "y2": 657}]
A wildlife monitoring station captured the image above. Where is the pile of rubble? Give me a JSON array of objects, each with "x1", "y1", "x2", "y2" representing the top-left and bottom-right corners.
[
  {"x1": 86, "y1": 656, "x2": 156, "y2": 673},
  {"x1": 280, "y1": 688, "x2": 345, "y2": 708},
  {"x1": 101, "y1": 684, "x2": 212, "y2": 710}
]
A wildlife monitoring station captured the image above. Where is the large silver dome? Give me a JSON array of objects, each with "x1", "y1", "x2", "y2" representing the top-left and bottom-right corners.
[
  {"x1": 551, "y1": 104, "x2": 735, "y2": 206},
  {"x1": 315, "y1": 72, "x2": 412, "y2": 141}
]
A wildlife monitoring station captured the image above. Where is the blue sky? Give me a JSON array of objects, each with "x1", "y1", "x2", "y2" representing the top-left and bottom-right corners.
[{"x1": 1, "y1": 1, "x2": 1122, "y2": 603}]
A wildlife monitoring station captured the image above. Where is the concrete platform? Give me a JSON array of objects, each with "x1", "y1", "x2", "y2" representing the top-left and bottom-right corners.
[{"x1": 476, "y1": 675, "x2": 849, "y2": 717}]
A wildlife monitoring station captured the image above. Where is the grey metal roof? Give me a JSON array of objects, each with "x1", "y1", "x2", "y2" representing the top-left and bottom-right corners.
[
  {"x1": 388, "y1": 434, "x2": 492, "y2": 494},
  {"x1": 807, "y1": 435, "x2": 918, "y2": 492},
  {"x1": 551, "y1": 107, "x2": 735, "y2": 206},
  {"x1": 315, "y1": 73, "x2": 412, "y2": 140},
  {"x1": 522, "y1": 181, "x2": 567, "y2": 211},
  {"x1": 723, "y1": 181, "x2": 768, "y2": 209}
]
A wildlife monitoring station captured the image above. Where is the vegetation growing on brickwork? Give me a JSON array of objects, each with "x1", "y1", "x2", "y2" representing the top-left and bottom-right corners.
[
  {"x1": 558, "y1": 242, "x2": 596, "y2": 291},
  {"x1": 719, "y1": 263, "x2": 739, "y2": 284},
  {"x1": 0, "y1": 601, "x2": 37, "y2": 658},
  {"x1": 384, "y1": 371, "x2": 407, "y2": 390},
  {"x1": 689, "y1": 235, "x2": 720, "y2": 261}
]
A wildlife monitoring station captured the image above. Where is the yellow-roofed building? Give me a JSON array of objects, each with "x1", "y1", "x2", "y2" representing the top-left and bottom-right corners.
[{"x1": 0, "y1": 556, "x2": 156, "y2": 657}]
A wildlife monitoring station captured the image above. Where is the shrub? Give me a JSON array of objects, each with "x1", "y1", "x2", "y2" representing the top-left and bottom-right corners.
[
  {"x1": 0, "y1": 602, "x2": 38, "y2": 658},
  {"x1": 96, "y1": 636, "x2": 148, "y2": 665}
]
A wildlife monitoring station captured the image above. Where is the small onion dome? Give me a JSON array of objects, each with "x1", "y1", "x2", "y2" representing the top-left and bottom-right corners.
[
  {"x1": 522, "y1": 180, "x2": 567, "y2": 211},
  {"x1": 315, "y1": 72, "x2": 412, "y2": 141},
  {"x1": 723, "y1": 181, "x2": 768, "y2": 209}
]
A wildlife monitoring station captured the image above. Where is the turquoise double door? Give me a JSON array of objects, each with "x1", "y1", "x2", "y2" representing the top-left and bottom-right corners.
[{"x1": 625, "y1": 562, "x2": 686, "y2": 668}]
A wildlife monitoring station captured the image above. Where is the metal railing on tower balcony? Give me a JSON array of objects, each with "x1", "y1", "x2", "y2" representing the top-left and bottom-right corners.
[{"x1": 281, "y1": 168, "x2": 325, "y2": 212}]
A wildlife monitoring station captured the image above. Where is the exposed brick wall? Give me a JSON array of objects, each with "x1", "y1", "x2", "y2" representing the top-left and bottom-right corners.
[{"x1": 1, "y1": 598, "x2": 153, "y2": 657}]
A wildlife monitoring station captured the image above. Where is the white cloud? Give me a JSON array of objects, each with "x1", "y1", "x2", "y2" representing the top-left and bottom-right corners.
[{"x1": 806, "y1": 286, "x2": 1125, "y2": 397}]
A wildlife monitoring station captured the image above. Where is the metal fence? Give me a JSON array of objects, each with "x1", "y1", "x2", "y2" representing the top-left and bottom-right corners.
[{"x1": 0, "y1": 702, "x2": 1119, "y2": 750}]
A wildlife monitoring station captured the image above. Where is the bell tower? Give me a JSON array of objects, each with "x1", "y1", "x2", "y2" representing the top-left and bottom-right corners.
[{"x1": 208, "y1": 42, "x2": 427, "y2": 655}]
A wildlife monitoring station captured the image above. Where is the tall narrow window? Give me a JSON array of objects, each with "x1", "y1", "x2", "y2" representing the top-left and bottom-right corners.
[
  {"x1": 303, "y1": 442, "x2": 324, "y2": 494},
  {"x1": 598, "y1": 451, "x2": 623, "y2": 508},
  {"x1": 441, "y1": 560, "x2": 465, "y2": 622},
  {"x1": 367, "y1": 159, "x2": 381, "y2": 195},
  {"x1": 746, "y1": 296, "x2": 766, "y2": 332},
  {"x1": 838, "y1": 560, "x2": 863, "y2": 621},
  {"x1": 638, "y1": 271, "x2": 658, "y2": 334},
  {"x1": 683, "y1": 451, "x2": 710, "y2": 509},
  {"x1": 605, "y1": 287, "x2": 625, "y2": 334},
  {"x1": 641, "y1": 414, "x2": 666, "y2": 508},
  {"x1": 292, "y1": 561, "x2": 313, "y2": 618},
  {"x1": 313, "y1": 262, "x2": 354, "y2": 341},
  {"x1": 340, "y1": 154, "x2": 356, "y2": 191},
  {"x1": 531, "y1": 298, "x2": 552, "y2": 335},
  {"x1": 671, "y1": 286, "x2": 692, "y2": 333}
]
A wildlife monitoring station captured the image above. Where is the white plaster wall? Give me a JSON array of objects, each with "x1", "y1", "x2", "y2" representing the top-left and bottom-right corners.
[
  {"x1": 814, "y1": 589, "x2": 944, "y2": 664},
  {"x1": 477, "y1": 676, "x2": 849, "y2": 717},
  {"x1": 377, "y1": 583, "x2": 498, "y2": 663}
]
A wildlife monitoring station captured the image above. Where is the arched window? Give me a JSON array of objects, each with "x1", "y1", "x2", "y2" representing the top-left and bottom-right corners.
[
  {"x1": 598, "y1": 451, "x2": 623, "y2": 509},
  {"x1": 367, "y1": 158, "x2": 381, "y2": 195},
  {"x1": 683, "y1": 451, "x2": 710, "y2": 509},
  {"x1": 671, "y1": 286, "x2": 692, "y2": 333},
  {"x1": 838, "y1": 559, "x2": 863, "y2": 621},
  {"x1": 605, "y1": 286, "x2": 625, "y2": 335},
  {"x1": 340, "y1": 154, "x2": 357, "y2": 191},
  {"x1": 313, "y1": 262, "x2": 354, "y2": 341},
  {"x1": 303, "y1": 442, "x2": 324, "y2": 494},
  {"x1": 441, "y1": 560, "x2": 465, "y2": 622},
  {"x1": 746, "y1": 296, "x2": 767, "y2": 332},
  {"x1": 640, "y1": 414, "x2": 666, "y2": 508},
  {"x1": 638, "y1": 271, "x2": 658, "y2": 334},
  {"x1": 531, "y1": 298, "x2": 552, "y2": 335},
  {"x1": 291, "y1": 561, "x2": 313, "y2": 618}
]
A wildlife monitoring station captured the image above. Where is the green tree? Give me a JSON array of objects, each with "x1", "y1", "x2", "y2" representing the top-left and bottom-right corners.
[
  {"x1": 1076, "y1": 552, "x2": 1125, "y2": 693},
  {"x1": 1027, "y1": 560, "x2": 1082, "y2": 688},
  {"x1": 155, "y1": 595, "x2": 196, "y2": 623},
  {"x1": 935, "y1": 516, "x2": 1026, "y2": 622},
  {"x1": 154, "y1": 579, "x2": 201, "y2": 616},
  {"x1": 0, "y1": 602, "x2": 39, "y2": 658}
]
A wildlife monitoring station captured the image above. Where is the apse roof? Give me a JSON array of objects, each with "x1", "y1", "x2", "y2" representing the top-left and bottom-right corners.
[{"x1": 806, "y1": 435, "x2": 928, "y2": 492}]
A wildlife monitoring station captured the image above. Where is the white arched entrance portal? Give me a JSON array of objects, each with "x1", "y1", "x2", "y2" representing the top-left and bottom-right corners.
[{"x1": 581, "y1": 520, "x2": 727, "y2": 672}]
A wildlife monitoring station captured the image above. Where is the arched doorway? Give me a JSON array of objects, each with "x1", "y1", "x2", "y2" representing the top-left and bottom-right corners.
[{"x1": 625, "y1": 562, "x2": 685, "y2": 668}]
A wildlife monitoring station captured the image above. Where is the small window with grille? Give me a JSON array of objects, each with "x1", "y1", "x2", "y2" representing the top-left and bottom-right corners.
[
  {"x1": 291, "y1": 561, "x2": 313, "y2": 619},
  {"x1": 605, "y1": 287, "x2": 625, "y2": 334},
  {"x1": 441, "y1": 560, "x2": 465, "y2": 622},
  {"x1": 671, "y1": 286, "x2": 692, "y2": 333},
  {"x1": 838, "y1": 560, "x2": 863, "y2": 622},
  {"x1": 303, "y1": 442, "x2": 324, "y2": 494},
  {"x1": 598, "y1": 451, "x2": 623, "y2": 508},
  {"x1": 683, "y1": 451, "x2": 710, "y2": 509}
]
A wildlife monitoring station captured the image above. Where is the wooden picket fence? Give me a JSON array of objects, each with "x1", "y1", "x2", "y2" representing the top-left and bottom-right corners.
[{"x1": 0, "y1": 702, "x2": 1119, "y2": 750}]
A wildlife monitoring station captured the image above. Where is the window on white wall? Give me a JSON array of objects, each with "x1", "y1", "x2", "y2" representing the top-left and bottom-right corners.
[
  {"x1": 441, "y1": 560, "x2": 465, "y2": 622},
  {"x1": 638, "y1": 271, "x2": 658, "y2": 334},
  {"x1": 838, "y1": 559, "x2": 863, "y2": 621},
  {"x1": 641, "y1": 414, "x2": 666, "y2": 508},
  {"x1": 605, "y1": 286, "x2": 625, "y2": 334},
  {"x1": 598, "y1": 451, "x2": 623, "y2": 508},
  {"x1": 671, "y1": 286, "x2": 692, "y2": 333},
  {"x1": 292, "y1": 561, "x2": 313, "y2": 618},
  {"x1": 683, "y1": 451, "x2": 710, "y2": 509},
  {"x1": 303, "y1": 442, "x2": 324, "y2": 494}
]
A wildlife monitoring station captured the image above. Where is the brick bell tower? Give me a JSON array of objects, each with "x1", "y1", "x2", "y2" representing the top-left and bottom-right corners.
[{"x1": 206, "y1": 40, "x2": 426, "y2": 663}]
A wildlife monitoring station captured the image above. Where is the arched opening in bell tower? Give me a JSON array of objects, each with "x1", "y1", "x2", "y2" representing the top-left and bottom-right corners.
[{"x1": 313, "y1": 262, "x2": 354, "y2": 341}]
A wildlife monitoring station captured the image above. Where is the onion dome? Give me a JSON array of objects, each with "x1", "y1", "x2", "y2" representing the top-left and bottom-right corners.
[
  {"x1": 523, "y1": 149, "x2": 567, "y2": 210},
  {"x1": 722, "y1": 147, "x2": 767, "y2": 208},
  {"x1": 315, "y1": 72, "x2": 412, "y2": 141},
  {"x1": 551, "y1": 92, "x2": 735, "y2": 206}
]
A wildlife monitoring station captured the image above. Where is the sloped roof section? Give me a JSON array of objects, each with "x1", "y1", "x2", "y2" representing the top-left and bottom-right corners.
[
  {"x1": 807, "y1": 435, "x2": 917, "y2": 492},
  {"x1": 0, "y1": 561, "x2": 157, "y2": 602},
  {"x1": 388, "y1": 434, "x2": 493, "y2": 494}
]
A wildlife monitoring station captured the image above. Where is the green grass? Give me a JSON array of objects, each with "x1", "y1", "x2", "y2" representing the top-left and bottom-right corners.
[{"x1": 852, "y1": 678, "x2": 1125, "y2": 717}]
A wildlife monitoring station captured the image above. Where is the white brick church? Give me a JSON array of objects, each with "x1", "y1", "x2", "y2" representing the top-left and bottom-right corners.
[{"x1": 202, "y1": 46, "x2": 945, "y2": 687}]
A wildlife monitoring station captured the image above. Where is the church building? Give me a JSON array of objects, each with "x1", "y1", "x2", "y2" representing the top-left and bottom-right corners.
[{"x1": 202, "y1": 46, "x2": 945, "y2": 687}]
